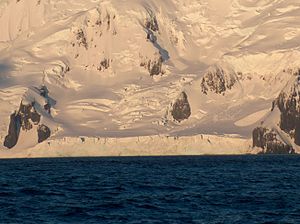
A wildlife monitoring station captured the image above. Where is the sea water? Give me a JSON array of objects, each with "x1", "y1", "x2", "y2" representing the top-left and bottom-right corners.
[{"x1": 0, "y1": 155, "x2": 300, "y2": 223}]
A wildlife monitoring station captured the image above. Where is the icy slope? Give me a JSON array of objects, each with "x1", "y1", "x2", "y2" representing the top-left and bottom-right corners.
[{"x1": 1, "y1": 0, "x2": 300, "y2": 156}]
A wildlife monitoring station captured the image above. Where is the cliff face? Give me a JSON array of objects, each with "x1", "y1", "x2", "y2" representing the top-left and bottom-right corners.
[
  {"x1": 171, "y1": 92, "x2": 191, "y2": 122},
  {"x1": 252, "y1": 76, "x2": 300, "y2": 154},
  {"x1": 4, "y1": 102, "x2": 40, "y2": 149},
  {"x1": 148, "y1": 56, "x2": 163, "y2": 76},
  {"x1": 18, "y1": 102, "x2": 41, "y2": 131},
  {"x1": 3, "y1": 86, "x2": 53, "y2": 149},
  {"x1": 4, "y1": 103, "x2": 52, "y2": 149},
  {"x1": 252, "y1": 127, "x2": 295, "y2": 154},
  {"x1": 37, "y1": 125, "x2": 51, "y2": 143},
  {"x1": 140, "y1": 54, "x2": 164, "y2": 76},
  {"x1": 3, "y1": 113, "x2": 21, "y2": 149},
  {"x1": 2, "y1": 0, "x2": 300, "y2": 155},
  {"x1": 201, "y1": 65, "x2": 237, "y2": 95},
  {"x1": 276, "y1": 85, "x2": 300, "y2": 146}
]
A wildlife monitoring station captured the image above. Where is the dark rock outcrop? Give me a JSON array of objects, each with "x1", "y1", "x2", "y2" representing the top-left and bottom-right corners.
[
  {"x1": 148, "y1": 56, "x2": 163, "y2": 76},
  {"x1": 18, "y1": 101, "x2": 41, "y2": 131},
  {"x1": 3, "y1": 100, "x2": 51, "y2": 149},
  {"x1": 252, "y1": 77, "x2": 300, "y2": 153},
  {"x1": 76, "y1": 29, "x2": 88, "y2": 49},
  {"x1": 276, "y1": 87, "x2": 299, "y2": 133},
  {"x1": 171, "y1": 92, "x2": 191, "y2": 122},
  {"x1": 274, "y1": 84, "x2": 300, "y2": 146},
  {"x1": 97, "y1": 59, "x2": 111, "y2": 71},
  {"x1": 142, "y1": 11, "x2": 168, "y2": 76},
  {"x1": 3, "y1": 112, "x2": 21, "y2": 149},
  {"x1": 201, "y1": 66, "x2": 237, "y2": 95},
  {"x1": 252, "y1": 127, "x2": 294, "y2": 154},
  {"x1": 36, "y1": 85, "x2": 54, "y2": 114},
  {"x1": 3, "y1": 85, "x2": 55, "y2": 149},
  {"x1": 145, "y1": 11, "x2": 159, "y2": 32},
  {"x1": 37, "y1": 125, "x2": 51, "y2": 143},
  {"x1": 44, "y1": 103, "x2": 51, "y2": 114},
  {"x1": 140, "y1": 55, "x2": 164, "y2": 76},
  {"x1": 39, "y1": 85, "x2": 49, "y2": 98},
  {"x1": 4, "y1": 101, "x2": 41, "y2": 149},
  {"x1": 295, "y1": 118, "x2": 300, "y2": 145}
]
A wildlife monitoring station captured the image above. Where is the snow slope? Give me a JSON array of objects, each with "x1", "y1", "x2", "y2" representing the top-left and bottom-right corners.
[{"x1": 0, "y1": 0, "x2": 300, "y2": 157}]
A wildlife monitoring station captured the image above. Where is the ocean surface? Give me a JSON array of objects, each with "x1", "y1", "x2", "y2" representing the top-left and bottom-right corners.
[{"x1": 0, "y1": 155, "x2": 300, "y2": 223}]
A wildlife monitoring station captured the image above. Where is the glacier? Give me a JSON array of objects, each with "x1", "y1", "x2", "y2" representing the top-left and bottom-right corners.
[{"x1": 1, "y1": 0, "x2": 300, "y2": 157}]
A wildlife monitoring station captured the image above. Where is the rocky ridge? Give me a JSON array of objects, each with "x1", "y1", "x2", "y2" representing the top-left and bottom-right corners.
[
  {"x1": 3, "y1": 86, "x2": 53, "y2": 149},
  {"x1": 1, "y1": 0, "x2": 300, "y2": 156}
]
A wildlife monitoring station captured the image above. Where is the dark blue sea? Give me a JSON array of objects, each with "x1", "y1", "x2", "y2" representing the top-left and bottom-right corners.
[{"x1": 0, "y1": 155, "x2": 300, "y2": 223}]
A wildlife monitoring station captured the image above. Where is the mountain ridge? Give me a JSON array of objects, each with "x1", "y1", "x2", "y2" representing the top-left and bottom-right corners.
[{"x1": 1, "y1": 0, "x2": 300, "y2": 157}]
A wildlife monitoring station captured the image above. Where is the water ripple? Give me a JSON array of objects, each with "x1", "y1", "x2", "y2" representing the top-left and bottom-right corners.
[{"x1": 0, "y1": 155, "x2": 300, "y2": 223}]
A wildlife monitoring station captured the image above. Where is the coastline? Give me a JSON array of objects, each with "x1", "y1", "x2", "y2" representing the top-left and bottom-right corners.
[{"x1": 0, "y1": 134, "x2": 255, "y2": 159}]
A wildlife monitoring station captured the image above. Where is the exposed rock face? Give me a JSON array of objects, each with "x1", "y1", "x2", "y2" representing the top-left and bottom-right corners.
[
  {"x1": 252, "y1": 79, "x2": 300, "y2": 153},
  {"x1": 140, "y1": 54, "x2": 164, "y2": 76},
  {"x1": 97, "y1": 58, "x2": 111, "y2": 71},
  {"x1": 37, "y1": 125, "x2": 51, "y2": 143},
  {"x1": 201, "y1": 66, "x2": 237, "y2": 95},
  {"x1": 37, "y1": 85, "x2": 53, "y2": 115},
  {"x1": 18, "y1": 102, "x2": 41, "y2": 131},
  {"x1": 76, "y1": 29, "x2": 88, "y2": 49},
  {"x1": 295, "y1": 119, "x2": 300, "y2": 145},
  {"x1": 142, "y1": 10, "x2": 168, "y2": 76},
  {"x1": 276, "y1": 87, "x2": 299, "y2": 133},
  {"x1": 145, "y1": 11, "x2": 159, "y2": 32},
  {"x1": 44, "y1": 103, "x2": 51, "y2": 114},
  {"x1": 4, "y1": 102, "x2": 40, "y2": 149},
  {"x1": 3, "y1": 112, "x2": 21, "y2": 149},
  {"x1": 171, "y1": 92, "x2": 191, "y2": 122},
  {"x1": 39, "y1": 85, "x2": 49, "y2": 98},
  {"x1": 274, "y1": 84, "x2": 300, "y2": 146},
  {"x1": 252, "y1": 127, "x2": 294, "y2": 154},
  {"x1": 148, "y1": 56, "x2": 163, "y2": 76},
  {"x1": 3, "y1": 100, "x2": 51, "y2": 149}
]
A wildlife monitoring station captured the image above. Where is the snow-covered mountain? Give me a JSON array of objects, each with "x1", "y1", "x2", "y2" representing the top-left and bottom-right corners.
[{"x1": 1, "y1": 0, "x2": 300, "y2": 157}]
